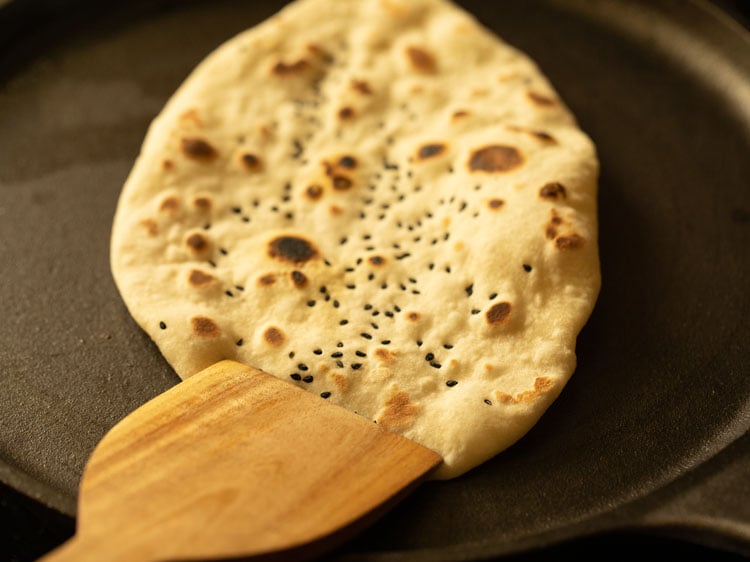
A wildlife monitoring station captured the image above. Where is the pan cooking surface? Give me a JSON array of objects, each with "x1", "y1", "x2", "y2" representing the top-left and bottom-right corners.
[{"x1": 0, "y1": 0, "x2": 748, "y2": 559}]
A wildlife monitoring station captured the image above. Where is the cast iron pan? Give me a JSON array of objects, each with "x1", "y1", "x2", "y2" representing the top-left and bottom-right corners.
[{"x1": 0, "y1": 0, "x2": 748, "y2": 560}]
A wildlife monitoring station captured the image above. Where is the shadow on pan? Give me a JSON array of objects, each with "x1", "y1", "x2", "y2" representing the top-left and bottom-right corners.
[{"x1": 0, "y1": 0, "x2": 748, "y2": 560}]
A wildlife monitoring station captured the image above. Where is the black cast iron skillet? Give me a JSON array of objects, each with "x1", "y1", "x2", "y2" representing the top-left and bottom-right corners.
[{"x1": 0, "y1": 0, "x2": 748, "y2": 560}]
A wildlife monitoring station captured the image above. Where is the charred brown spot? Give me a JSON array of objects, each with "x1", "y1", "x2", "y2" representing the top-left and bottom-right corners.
[
  {"x1": 468, "y1": 145, "x2": 523, "y2": 173},
  {"x1": 546, "y1": 225, "x2": 558, "y2": 240},
  {"x1": 532, "y1": 130, "x2": 557, "y2": 143},
  {"x1": 186, "y1": 233, "x2": 209, "y2": 252},
  {"x1": 452, "y1": 110, "x2": 470, "y2": 121},
  {"x1": 162, "y1": 159, "x2": 174, "y2": 170},
  {"x1": 374, "y1": 348, "x2": 395, "y2": 364},
  {"x1": 181, "y1": 138, "x2": 217, "y2": 160},
  {"x1": 338, "y1": 106, "x2": 355, "y2": 120},
  {"x1": 159, "y1": 197, "x2": 180, "y2": 213},
  {"x1": 330, "y1": 372, "x2": 349, "y2": 392},
  {"x1": 351, "y1": 79, "x2": 372, "y2": 95},
  {"x1": 338, "y1": 155, "x2": 357, "y2": 169},
  {"x1": 263, "y1": 326, "x2": 285, "y2": 346},
  {"x1": 368, "y1": 255, "x2": 386, "y2": 266},
  {"x1": 540, "y1": 182, "x2": 567, "y2": 200},
  {"x1": 486, "y1": 302, "x2": 512, "y2": 326},
  {"x1": 487, "y1": 198, "x2": 504, "y2": 210},
  {"x1": 377, "y1": 389, "x2": 419, "y2": 431},
  {"x1": 268, "y1": 236, "x2": 318, "y2": 264},
  {"x1": 179, "y1": 108, "x2": 203, "y2": 127},
  {"x1": 528, "y1": 91, "x2": 557, "y2": 107},
  {"x1": 258, "y1": 273, "x2": 276, "y2": 286},
  {"x1": 330, "y1": 205, "x2": 343, "y2": 216},
  {"x1": 406, "y1": 46, "x2": 436, "y2": 73},
  {"x1": 140, "y1": 219, "x2": 158, "y2": 236},
  {"x1": 290, "y1": 270, "x2": 308, "y2": 288},
  {"x1": 417, "y1": 143, "x2": 446, "y2": 160},
  {"x1": 193, "y1": 196, "x2": 212, "y2": 211},
  {"x1": 272, "y1": 59, "x2": 309, "y2": 76},
  {"x1": 241, "y1": 153, "x2": 262, "y2": 171},
  {"x1": 332, "y1": 175, "x2": 352, "y2": 191},
  {"x1": 191, "y1": 316, "x2": 220, "y2": 337},
  {"x1": 406, "y1": 311, "x2": 420, "y2": 322},
  {"x1": 506, "y1": 376, "x2": 556, "y2": 405},
  {"x1": 556, "y1": 234, "x2": 585, "y2": 250},
  {"x1": 188, "y1": 269, "x2": 214, "y2": 287},
  {"x1": 305, "y1": 184, "x2": 324, "y2": 201}
]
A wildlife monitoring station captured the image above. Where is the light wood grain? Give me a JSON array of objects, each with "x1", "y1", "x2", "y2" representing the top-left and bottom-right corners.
[{"x1": 42, "y1": 360, "x2": 442, "y2": 561}]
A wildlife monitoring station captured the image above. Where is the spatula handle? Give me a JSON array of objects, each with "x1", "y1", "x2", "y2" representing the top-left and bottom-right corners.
[{"x1": 41, "y1": 360, "x2": 442, "y2": 561}]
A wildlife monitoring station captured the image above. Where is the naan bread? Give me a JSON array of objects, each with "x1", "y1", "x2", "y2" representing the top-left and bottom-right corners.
[{"x1": 111, "y1": 0, "x2": 600, "y2": 478}]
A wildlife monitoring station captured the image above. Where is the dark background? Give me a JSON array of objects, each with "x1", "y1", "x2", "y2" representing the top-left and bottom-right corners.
[{"x1": 0, "y1": 1, "x2": 748, "y2": 561}]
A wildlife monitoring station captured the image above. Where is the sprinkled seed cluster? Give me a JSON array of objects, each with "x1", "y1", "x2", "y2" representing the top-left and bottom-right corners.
[{"x1": 112, "y1": 0, "x2": 599, "y2": 479}]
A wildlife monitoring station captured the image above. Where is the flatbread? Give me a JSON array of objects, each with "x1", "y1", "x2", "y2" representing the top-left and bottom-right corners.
[{"x1": 110, "y1": 0, "x2": 600, "y2": 478}]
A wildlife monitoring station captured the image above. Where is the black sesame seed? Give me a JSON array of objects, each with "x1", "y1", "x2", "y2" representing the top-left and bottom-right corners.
[
  {"x1": 236, "y1": 338, "x2": 244, "y2": 346},
  {"x1": 381, "y1": 283, "x2": 388, "y2": 289},
  {"x1": 523, "y1": 264, "x2": 533, "y2": 272},
  {"x1": 289, "y1": 351, "x2": 295, "y2": 358},
  {"x1": 381, "y1": 340, "x2": 391, "y2": 345},
  {"x1": 351, "y1": 363, "x2": 362, "y2": 370},
  {"x1": 235, "y1": 285, "x2": 244, "y2": 291},
  {"x1": 368, "y1": 273, "x2": 375, "y2": 280},
  {"x1": 271, "y1": 206, "x2": 279, "y2": 212},
  {"x1": 465, "y1": 284, "x2": 474, "y2": 297},
  {"x1": 384, "y1": 311, "x2": 394, "y2": 318},
  {"x1": 339, "y1": 319, "x2": 349, "y2": 325},
  {"x1": 471, "y1": 309, "x2": 480, "y2": 315},
  {"x1": 345, "y1": 267, "x2": 355, "y2": 273},
  {"x1": 225, "y1": 290, "x2": 234, "y2": 297},
  {"x1": 333, "y1": 300, "x2": 340, "y2": 308},
  {"x1": 242, "y1": 216, "x2": 250, "y2": 222},
  {"x1": 371, "y1": 323, "x2": 379, "y2": 330},
  {"x1": 489, "y1": 293, "x2": 498, "y2": 300},
  {"x1": 484, "y1": 399, "x2": 492, "y2": 405},
  {"x1": 303, "y1": 375, "x2": 314, "y2": 383},
  {"x1": 320, "y1": 286, "x2": 328, "y2": 293},
  {"x1": 355, "y1": 351, "x2": 366, "y2": 357},
  {"x1": 204, "y1": 224, "x2": 211, "y2": 230},
  {"x1": 356, "y1": 257, "x2": 363, "y2": 265},
  {"x1": 313, "y1": 349, "x2": 323, "y2": 355},
  {"x1": 324, "y1": 294, "x2": 331, "y2": 301},
  {"x1": 445, "y1": 266, "x2": 451, "y2": 273},
  {"x1": 443, "y1": 344, "x2": 453, "y2": 349},
  {"x1": 428, "y1": 263, "x2": 435, "y2": 270},
  {"x1": 340, "y1": 237, "x2": 348, "y2": 245},
  {"x1": 425, "y1": 353, "x2": 435, "y2": 361},
  {"x1": 232, "y1": 206, "x2": 241, "y2": 214},
  {"x1": 346, "y1": 284, "x2": 356, "y2": 290},
  {"x1": 431, "y1": 362, "x2": 442, "y2": 369},
  {"x1": 394, "y1": 305, "x2": 401, "y2": 312},
  {"x1": 321, "y1": 391, "x2": 331, "y2": 399},
  {"x1": 412, "y1": 290, "x2": 421, "y2": 295},
  {"x1": 364, "y1": 304, "x2": 373, "y2": 310},
  {"x1": 459, "y1": 201, "x2": 467, "y2": 211},
  {"x1": 307, "y1": 300, "x2": 316, "y2": 307},
  {"x1": 336, "y1": 360, "x2": 344, "y2": 368},
  {"x1": 372, "y1": 310, "x2": 380, "y2": 316},
  {"x1": 298, "y1": 364, "x2": 309, "y2": 371},
  {"x1": 400, "y1": 284, "x2": 407, "y2": 291},
  {"x1": 208, "y1": 260, "x2": 217, "y2": 268},
  {"x1": 446, "y1": 380, "x2": 458, "y2": 387},
  {"x1": 361, "y1": 333, "x2": 373, "y2": 340},
  {"x1": 332, "y1": 352, "x2": 343, "y2": 358},
  {"x1": 337, "y1": 342, "x2": 344, "y2": 348},
  {"x1": 159, "y1": 321, "x2": 167, "y2": 330},
  {"x1": 290, "y1": 373, "x2": 302, "y2": 381},
  {"x1": 417, "y1": 340, "x2": 423, "y2": 347}
]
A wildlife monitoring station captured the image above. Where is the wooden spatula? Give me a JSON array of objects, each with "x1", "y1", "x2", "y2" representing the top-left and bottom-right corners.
[{"x1": 41, "y1": 360, "x2": 442, "y2": 562}]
